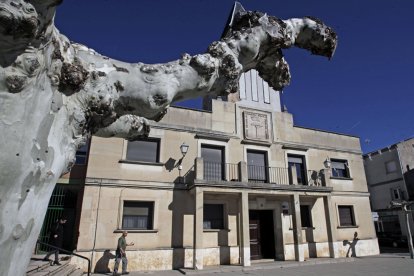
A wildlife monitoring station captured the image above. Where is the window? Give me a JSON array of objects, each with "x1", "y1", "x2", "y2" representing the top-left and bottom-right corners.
[
  {"x1": 75, "y1": 144, "x2": 88, "y2": 165},
  {"x1": 122, "y1": 201, "x2": 154, "y2": 230},
  {"x1": 385, "y1": 161, "x2": 397, "y2": 174},
  {"x1": 126, "y1": 138, "x2": 160, "y2": 163},
  {"x1": 203, "y1": 204, "x2": 224, "y2": 229},
  {"x1": 391, "y1": 188, "x2": 403, "y2": 200},
  {"x1": 338, "y1": 206, "x2": 356, "y2": 227},
  {"x1": 247, "y1": 150, "x2": 268, "y2": 182},
  {"x1": 288, "y1": 155, "x2": 307, "y2": 185},
  {"x1": 201, "y1": 145, "x2": 225, "y2": 180},
  {"x1": 331, "y1": 159, "x2": 350, "y2": 178},
  {"x1": 300, "y1": 205, "x2": 312, "y2": 227}
]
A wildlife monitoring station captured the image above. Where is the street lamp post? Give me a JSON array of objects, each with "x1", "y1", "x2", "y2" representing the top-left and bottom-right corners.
[{"x1": 390, "y1": 200, "x2": 414, "y2": 259}]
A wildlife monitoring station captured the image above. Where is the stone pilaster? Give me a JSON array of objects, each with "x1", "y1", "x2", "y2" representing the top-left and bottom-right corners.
[
  {"x1": 239, "y1": 191, "x2": 251, "y2": 266},
  {"x1": 291, "y1": 193, "x2": 304, "y2": 261},
  {"x1": 324, "y1": 195, "x2": 339, "y2": 258},
  {"x1": 238, "y1": 161, "x2": 248, "y2": 182},
  {"x1": 195, "y1": 157, "x2": 204, "y2": 181},
  {"x1": 193, "y1": 187, "x2": 204, "y2": 269}
]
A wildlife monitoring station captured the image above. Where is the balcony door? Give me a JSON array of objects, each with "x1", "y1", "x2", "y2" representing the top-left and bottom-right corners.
[
  {"x1": 201, "y1": 145, "x2": 225, "y2": 180},
  {"x1": 247, "y1": 150, "x2": 268, "y2": 183},
  {"x1": 288, "y1": 155, "x2": 307, "y2": 185}
]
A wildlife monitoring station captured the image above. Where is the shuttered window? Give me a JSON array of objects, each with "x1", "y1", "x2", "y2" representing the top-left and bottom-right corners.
[
  {"x1": 288, "y1": 155, "x2": 307, "y2": 185},
  {"x1": 338, "y1": 206, "x2": 355, "y2": 226},
  {"x1": 126, "y1": 138, "x2": 160, "y2": 163},
  {"x1": 203, "y1": 204, "x2": 224, "y2": 229},
  {"x1": 385, "y1": 161, "x2": 397, "y2": 173},
  {"x1": 300, "y1": 205, "x2": 312, "y2": 227},
  {"x1": 122, "y1": 201, "x2": 154, "y2": 230},
  {"x1": 75, "y1": 143, "x2": 89, "y2": 165},
  {"x1": 331, "y1": 159, "x2": 350, "y2": 178}
]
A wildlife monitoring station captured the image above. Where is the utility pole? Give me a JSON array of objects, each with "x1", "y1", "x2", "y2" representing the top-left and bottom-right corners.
[{"x1": 390, "y1": 200, "x2": 414, "y2": 259}]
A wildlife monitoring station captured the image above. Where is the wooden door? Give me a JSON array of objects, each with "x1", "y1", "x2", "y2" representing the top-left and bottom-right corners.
[{"x1": 249, "y1": 219, "x2": 262, "y2": 260}]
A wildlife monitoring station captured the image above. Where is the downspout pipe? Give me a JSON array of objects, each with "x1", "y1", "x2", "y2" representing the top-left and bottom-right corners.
[{"x1": 90, "y1": 179, "x2": 103, "y2": 269}]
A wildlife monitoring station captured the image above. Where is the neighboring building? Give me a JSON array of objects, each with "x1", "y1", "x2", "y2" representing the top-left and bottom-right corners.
[
  {"x1": 70, "y1": 69, "x2": 378, "y2": 272},
  {"x1": 363, "y1": 138, "x2": 414, "y2": 237}
]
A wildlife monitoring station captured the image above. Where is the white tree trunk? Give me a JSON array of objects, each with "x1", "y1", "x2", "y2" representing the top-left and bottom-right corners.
[{"x1": 0, "y1": 1, "x2": 337, "y2": 275}]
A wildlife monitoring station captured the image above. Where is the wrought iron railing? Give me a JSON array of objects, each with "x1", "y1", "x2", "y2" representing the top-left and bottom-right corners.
[
  {"x1": 306, "y1": 169, "x2": 325, "y2": 186},
  {"x1": 36, "y1": 240, "x2": 91, "y2": 276},
  {"x1": 248, "y1": 164, "x2": 270, "y2": 183},
  {"x1": 248, "y1": 166, "x2": 324, "y2": 186},
  {"x1": 202, "y1": 161, "x2": 325, "y2": 186},
  {"x1": 204, "y1": 162, "x2": 239, "y2": 181}
]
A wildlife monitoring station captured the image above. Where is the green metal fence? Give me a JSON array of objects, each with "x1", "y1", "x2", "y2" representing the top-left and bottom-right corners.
[{"x1": 36, "y1": 185, "x2": 66, "y2": 253}]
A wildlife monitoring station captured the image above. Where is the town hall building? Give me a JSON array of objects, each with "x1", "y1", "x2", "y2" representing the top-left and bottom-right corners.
[{"x1": 67, "y1": 69, "x2": 379, "y2": 271}]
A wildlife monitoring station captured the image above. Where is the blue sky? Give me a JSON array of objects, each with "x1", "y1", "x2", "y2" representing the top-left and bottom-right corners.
[{"x1": 55, "y1": 0, "x2": 413, "y2": 153}]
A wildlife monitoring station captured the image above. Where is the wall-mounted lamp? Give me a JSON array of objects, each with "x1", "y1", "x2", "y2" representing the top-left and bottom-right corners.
[
  {"x1": 180, "y1": 142, "x2": 189, "y2": 157},
  {"x1": 178, "y1": 143, "x2": 189, "y2": 171},
  {"x1": 323, "y1": 157, "x2": 331, "y2": 169}
]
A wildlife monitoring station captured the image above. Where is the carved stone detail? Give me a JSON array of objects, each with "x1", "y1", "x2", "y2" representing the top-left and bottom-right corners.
[{"x1": 243, "y1": 111, "x2": 270, "y2": 141}]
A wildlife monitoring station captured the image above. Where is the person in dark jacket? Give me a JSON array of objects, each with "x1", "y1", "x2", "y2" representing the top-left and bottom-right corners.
[{"x1": 43, "y1": 217, "x2": 67, "y2": 265}]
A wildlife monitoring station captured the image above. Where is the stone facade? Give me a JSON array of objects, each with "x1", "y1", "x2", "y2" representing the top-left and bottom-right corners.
[{"x1": 73, "y1": 71, "x2": 378, "y2": 272}]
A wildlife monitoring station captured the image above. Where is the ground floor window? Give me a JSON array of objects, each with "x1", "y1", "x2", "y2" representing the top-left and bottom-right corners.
[
  {"x1": 300, "y1": 205, "x2": 312, "y2": 227},
  {"x1": 203, "y1": 204, "x2": 224, "y2": 229},
  {"x1": 122, "y1": 201, "x2": 154, "y2": 230},
  {"x1": 338, "y1": 205, "x2": 356, "y2": 226}
]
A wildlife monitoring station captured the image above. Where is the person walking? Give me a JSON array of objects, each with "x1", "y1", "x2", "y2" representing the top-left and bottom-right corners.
[
  {"x1": 43, "y1": 217, "x2": 67, "y2": 265},
  {"x1": 113, "y1": 231, "x2": 134, "y2": 275}
]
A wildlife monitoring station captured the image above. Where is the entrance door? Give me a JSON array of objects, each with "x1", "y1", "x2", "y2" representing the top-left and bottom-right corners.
[
  {"x1": 249, "y1": 210, "x2": 276, "y2": 260},
  {"x1": 249, "y1": 219, "x2": 262, "y2": 260},
  {"x1": 37, "y1": 185, "x2": 79, "y2": 253}
]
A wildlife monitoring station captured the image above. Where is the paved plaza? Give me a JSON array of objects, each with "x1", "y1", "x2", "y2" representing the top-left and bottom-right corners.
[{"x1": 92, "y1": 252, "x2": 413, "y2": 276}]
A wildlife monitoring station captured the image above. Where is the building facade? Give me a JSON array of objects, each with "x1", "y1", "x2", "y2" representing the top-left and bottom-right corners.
[
  {"x1": 72, "y1": 70, "x2": 379, "y2": 272},
  {"x1": 363, "y1": 138, "x2": 414, "y2": 238}
]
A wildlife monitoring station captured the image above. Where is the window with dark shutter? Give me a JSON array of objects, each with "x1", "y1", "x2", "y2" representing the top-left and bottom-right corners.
[
  {"x1": 75, "y1": 143, "x2": 89, "y2": 165},
  {"x1": 338, "y1": 206, "x2": 355, "y2": 226},
  {"x1": 203, "y1": 204, "x2": 224, "y2": 229},
  {"x1": 126, "y1": 138, "x2": 160, "y2": 163},
  {"x1": 300, "y1": 205, "x2": 312, "y2": 227},
  {"x1": 331, "y1": 159, "x2": 350, "y2": 178},
  {"x1": 122, "y1": 201, "x2": 154, "y2": 230},
  {"x1": 288, "y1": 155, "x2": 307, "y2": 185}
]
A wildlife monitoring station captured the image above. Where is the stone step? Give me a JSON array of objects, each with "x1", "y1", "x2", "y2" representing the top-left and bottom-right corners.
[
  {"x1": 26, "y1": 255, "x2": 82, "y2": 276},
  {"x1": 27, "y1": 261, "x2": 69, "y2": 276},
  {"x1": 26, "y1": 259, "x2": 52, "y2": 275},
  {"x1": 68, "y1": 268, "x2": 85, "y2": 276},
  {"x1": 51, "y1": 264, "x2": 77, "y2": 276}
]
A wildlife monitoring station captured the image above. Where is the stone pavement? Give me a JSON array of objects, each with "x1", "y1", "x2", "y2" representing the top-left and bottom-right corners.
[{"x1": 92, "y1": 253, "x2": 414, "y2": 276}]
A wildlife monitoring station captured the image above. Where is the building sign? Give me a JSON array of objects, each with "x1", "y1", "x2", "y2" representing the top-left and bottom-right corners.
[
  {"x1": 243, "y1": 111, "x2": 269, "y2": 141},
  {"x1": 372, "y1": 212, "x2": 379, "y2": 222}
]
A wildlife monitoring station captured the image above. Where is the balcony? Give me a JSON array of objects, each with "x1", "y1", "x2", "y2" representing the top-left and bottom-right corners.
[{"x1": 193, "y1": 158, "x2": 330, "y2": 191}]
